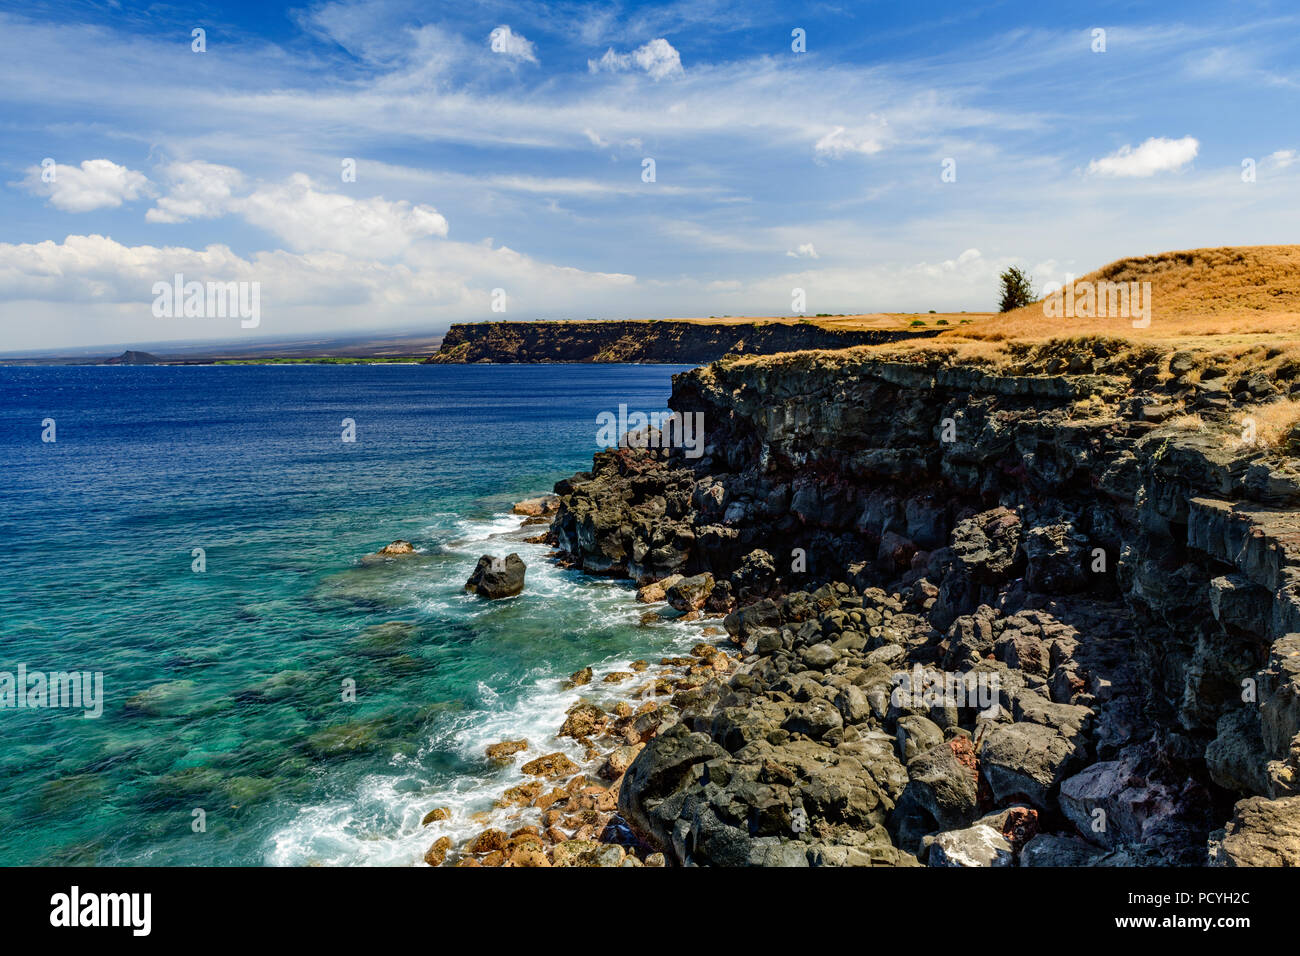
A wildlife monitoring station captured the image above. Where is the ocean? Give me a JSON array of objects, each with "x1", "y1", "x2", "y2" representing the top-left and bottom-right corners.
[{"x1": 0, "y1": 363, "x2": 702, "y2": 865}]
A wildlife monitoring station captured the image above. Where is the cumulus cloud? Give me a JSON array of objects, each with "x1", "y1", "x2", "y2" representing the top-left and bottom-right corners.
[
  {"x1": 786, "y1": 243, "x2": 819, "y2": 259},
  {"x1": 231, "y1": 174, "x2": 449, "y2": 258},
  {"x1": 813, "y1": 124, "x2": 886, "y2": 160},
  {"x1": 148, "y1": 168, "x2": 448, "y2": 259},
  {"x1": 488, "y1": 25, "x2": 537, "y2": 63},
  {"x1": 1086, "y1": 136, "x2": 1199, "y2": 177},
  {"x1": 146, "y1": 161, "x2": 244, "y2": 223},
  {"x1": 20, "y1": 159, "x2": 151, "y2": 212},
  {"x1": 588, "y1": 38, "x2": 683, "y2": 80},
  {"x1": 1267, "y1": 149, "x2": 1297, "y2": 169},
  {"x1": 0, "y1": 231, "x2": 636, "y2": 348}
]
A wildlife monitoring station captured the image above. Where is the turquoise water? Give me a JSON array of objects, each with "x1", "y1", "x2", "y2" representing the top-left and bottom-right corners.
[{"x1": 0, "y1": 364, "x2": 702, "y2": 865}]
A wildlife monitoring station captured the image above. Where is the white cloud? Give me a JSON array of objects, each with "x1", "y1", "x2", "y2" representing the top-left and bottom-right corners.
[
  {"x1": 813, "y1": 124, "x2": 886, "y2": 160},
  {"x1": 148, "y1": 168, "x2": 448, "y2": 259},
  {"x1": 1086, "y1": 136, "x2": 1199, "y2": 177},
  {"x1": 230, "y1": 174, "x2": 448, "y2": 258},
  {"x1": 488, "y1": 25, "x2": 537, "y2": 63},
  {"x1": 1267, "y1": 149, "x2": 1298, "y2": 168},
  {"x1": 0, "y1": 231, "x2": 636, "y2": 348},
  {"x1": 582, "y1": 128, "x2": 643, "y2": 151},
  {"x1": 588, "y1": 38, "x2": 683, "y2": 80},
  {"x1": 786, "y1": 243, "x2": 819, "y2": 259},
  {"x1": 20, "y1": 159, "x2": 151, "y2": 212},
  {"x1": 146, "y1": 161, "x2": 244, "y2": 223}
]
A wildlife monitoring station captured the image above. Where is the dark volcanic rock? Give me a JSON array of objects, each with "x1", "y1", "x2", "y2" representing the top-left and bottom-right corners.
[
  {"x1": 543, "y1": 345, "x2": 1300, "y2": 868},
  {"x1": 465, "y1": 553, "x2": 526, "y2": 599}
]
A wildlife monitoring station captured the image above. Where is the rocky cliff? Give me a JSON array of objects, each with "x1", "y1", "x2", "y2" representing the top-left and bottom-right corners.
[
  {"x1": 426, "y1": 320, "x2": 942, "y2": 364},
  {"x1": 544, "y1": 341, "x2": 1300, "y2": 866}
]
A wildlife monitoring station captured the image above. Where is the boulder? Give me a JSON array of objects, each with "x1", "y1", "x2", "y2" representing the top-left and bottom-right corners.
[
  {"x1": 1209, "y1": 795, "x2": 1300, "y2": 866},
  {"x1": 521, "y1": 752, "x2": 579, "y2": 778},
  {"x1": 1020, "y1": 832, "x2": 1105, "y2": 866},
  {"x1": 1023, "y1": 523, "x2": 1090, "y2": 594},
  {"x1": 637, "y1": 574, "x2": 683, "y2": 604},
  {"x1": 423, "y1": 835, "x2": 452, "y2": 866},
  {"x1": 901, "y1": 740, "x2": 979, "y2": 831},
  {"x1": 666, "y1": 573, "x2": 715, "y2": 612},
  {"x1": 512, "y1": 495, "x2": 559, "y2": 517},
  {"x1": 980, "y1": 722, "x2": 1085, "y2": 809},
  {"x1": 928, "y1": 824, "x2": 1014, "y2": 867},
  {"x1": 465, "y1": 553, "x2": 526, "y2": 599},
  {"x1": 485, "y1": 739, "x2": 528, "y2": 762},
  {"x1": 616, "y1": 724, "x2": 728, "y2": 854},
  {"x1": 420, "y1": 807, "x2": 450, "y2": 826}
]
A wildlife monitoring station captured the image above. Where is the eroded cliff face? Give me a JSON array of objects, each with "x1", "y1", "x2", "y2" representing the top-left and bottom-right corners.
[
  {"x1": 547, "y1": 346, "x2": 1300, "y2": 866},
  {"x1": 426, "y1": 320, "x2": 942, "y2": 364}
]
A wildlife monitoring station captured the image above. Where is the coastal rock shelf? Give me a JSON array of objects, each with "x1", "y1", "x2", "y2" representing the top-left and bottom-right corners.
[
  {"x1": 425, "y1": 320, "x2": 944, "y2": 364},
  {"x1": 542, "y1": 346, "x2": 1300, "y2": 866}
]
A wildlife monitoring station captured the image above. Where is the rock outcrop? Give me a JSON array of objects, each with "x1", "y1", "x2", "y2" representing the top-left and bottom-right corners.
[
  {"x1": 466, "y1": 553, "x2": 527, "y2": 599},
  {"x1": 544, "y1": 343, "x2": 1300, "y2": 866}
]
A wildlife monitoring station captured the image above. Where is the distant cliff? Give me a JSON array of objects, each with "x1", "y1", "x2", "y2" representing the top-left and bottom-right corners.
[{"x1": 425, "y1": 320, "x2": 942, "y2": 364}]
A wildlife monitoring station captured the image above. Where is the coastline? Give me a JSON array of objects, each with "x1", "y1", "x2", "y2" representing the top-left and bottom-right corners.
[
  {"x1": 409, "y1": 501, "x2": 743, "y2": 867},
  {"x1": 486, "y1": 344, "x2": 1300, "y2": 867}
]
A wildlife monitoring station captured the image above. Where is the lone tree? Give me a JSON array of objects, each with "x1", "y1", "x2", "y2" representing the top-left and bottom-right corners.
[{"x1": 997, "y1": 266, "x2": 1035, "y2": 312}]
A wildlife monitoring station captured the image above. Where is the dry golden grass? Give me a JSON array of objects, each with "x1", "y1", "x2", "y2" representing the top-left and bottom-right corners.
[
  {"x1": 689, "y1": 245, "x2": 1300, "y2": 376},
  {"x1": 937, "y1": 245, "x2": 1300, "y2": 346},
  {"x1": 662, "y1": 312, "x2": 996, "y2": 332},
  {"x1": 851, "y1": 245, "x2": 1300, "y2": 370},
  {"x1": 1238, "y1": 398, "x2": 1300, "y2": 450},
  {"x1": 1168, "y1": 412, "x2": 1206, "y2": 432}
]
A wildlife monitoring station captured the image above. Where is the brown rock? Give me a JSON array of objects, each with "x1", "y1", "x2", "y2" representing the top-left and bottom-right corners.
[
  {"x1": 565, "y1": 667, "x2": 593, "y2": 687},
  {"x1": 423, "y1": 835, "x2": 452, "y2": 866},
  {"x1": 600, "y1": 744, "x2": 645, "y2": 780},
  {"x1": 1001, "y1": 807, "x2": 1040, "y2": 848},
  {"x1": 603, "y1": 671, "x2": 633, "y2": 684},
  {"x1": 420, "y1": 806, "x2": 450, "y2": 826},
  {"x1": 498, "y1": 780, "x2": 543, "y2": 807},
  {"x1": 512, "y1": 495, "x2": 559, "y2": 517},
  {"x1": 534, "y1": 788, "x2": 567, "y2": 811},
  {"x1": 467, "y1": 829, "x2": 509, "y2": 854},
  {"x1": 507, "y1": 846, "x2": 551, "y2": 867},
  {"x1": 552, "y1": 839, "x2": 625, "y2": 867},
  {"x1": 485, "y1": 739, "x2": 528, "y2": 762},
  {"x1": 521, "y1": 752, "x2": 580, "y2": 778},
  {"x1": 541, "y1": 809, "x2": 565, "y2": 828},
  {"x1": 560, "y1": 702, "x2": 607, "y2": 739}
]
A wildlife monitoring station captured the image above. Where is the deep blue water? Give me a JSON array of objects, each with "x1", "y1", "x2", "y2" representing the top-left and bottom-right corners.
[{"x1": 0, "y1": 364, "x2": 700, "y2": 865}]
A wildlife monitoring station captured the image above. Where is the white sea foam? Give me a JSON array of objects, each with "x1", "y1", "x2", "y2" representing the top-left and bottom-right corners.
[{"x1": 265, "y1": 511, "x2": 714, "y2": 867}]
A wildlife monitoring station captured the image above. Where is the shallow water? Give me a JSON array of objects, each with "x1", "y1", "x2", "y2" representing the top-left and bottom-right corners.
[{"x1": 0, "y1": 363, "x2": 699, "y2": 865}]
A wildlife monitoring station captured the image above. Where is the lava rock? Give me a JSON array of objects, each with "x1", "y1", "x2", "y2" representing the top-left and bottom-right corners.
[{"x1": 465, "y1": 553, "x2": 526, "y2": 599}]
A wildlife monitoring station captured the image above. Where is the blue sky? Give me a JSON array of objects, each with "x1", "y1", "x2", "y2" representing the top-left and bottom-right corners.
[{"x1": 2, "y1": 0, "x2": 1299, "y2": 350}]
